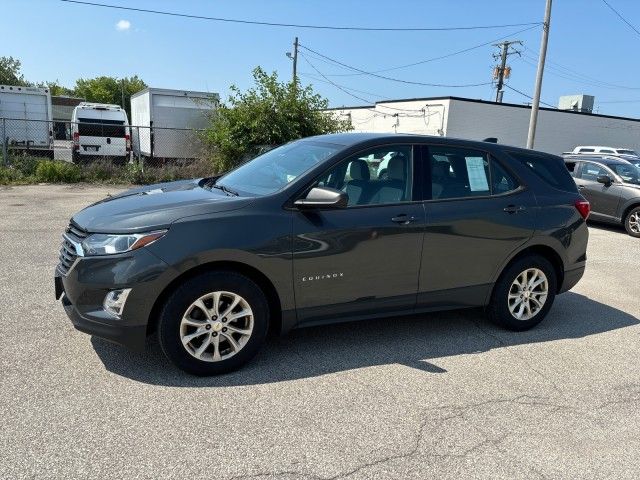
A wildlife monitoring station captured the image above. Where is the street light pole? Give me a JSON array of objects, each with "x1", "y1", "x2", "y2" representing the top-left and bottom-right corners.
[{"x1": 526, "y1": 0, "x2": 553, "y2": 149}]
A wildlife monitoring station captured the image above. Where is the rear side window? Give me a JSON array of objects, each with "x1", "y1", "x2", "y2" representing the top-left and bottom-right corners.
[
  {"x1": 509, "y1": 152, "x2": 578, "y2": 193},
  {"x1": 428, "y1": 146, "x2": 519, "y2": 200}
]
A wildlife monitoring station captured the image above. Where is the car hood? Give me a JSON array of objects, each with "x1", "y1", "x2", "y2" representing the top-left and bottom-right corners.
[{"x1": 72, "y1": 179, "x2": 254, "y2": 233}]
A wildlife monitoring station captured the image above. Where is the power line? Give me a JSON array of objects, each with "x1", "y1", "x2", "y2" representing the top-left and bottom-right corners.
[
  {"x1": 504, "y1": 84, "x2": 556, "y2": 108},
  {"x1": 59, "y1": 0, "x2": 542, "y2": 32},
  {"x1": 601, "y1": 0, "x2": 640, "y2": 38},
  {"x1": 321, "y1": 24, "x2": 540, "y2": 76},
  {"x1": 299, "y1": 44, "x2": 492, "y2": 88},
  {"x1": 299, "y1": 73, "x2": 388, "y2": 99}
]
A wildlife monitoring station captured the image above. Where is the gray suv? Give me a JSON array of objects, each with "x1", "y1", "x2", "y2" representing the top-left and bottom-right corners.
[
  {"x1": 564, "y1": 155, "x2": 640, "y2": 237},
  {"x1": 55, "y1": 133, "x2": 589, "y2": 375}
]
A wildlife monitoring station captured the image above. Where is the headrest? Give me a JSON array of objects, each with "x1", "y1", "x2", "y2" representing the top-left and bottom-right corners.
[
  {"x1": 387, "y1": 156, "x2": 406, "y2": 180},
  {"x1": 349, "y1": 159, "x2": 370, "y2": 181}
]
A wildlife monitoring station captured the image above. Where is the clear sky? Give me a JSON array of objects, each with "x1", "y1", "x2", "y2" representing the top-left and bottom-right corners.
[{"x1": 4, "y1": 0, "x2": 640, "y2": 118}]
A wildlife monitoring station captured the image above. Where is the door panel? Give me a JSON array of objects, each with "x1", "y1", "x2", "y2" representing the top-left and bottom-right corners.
[
  {"x1": 292, "y1": 144, "x2": 424, "y2": 324},
  {"x1": 418, "y1": 146, "x2": 535, "y2": 308},
  {"x1": 576, "y1": 162, "x2": 621, "y2": 220},
  {"x1": 293, "y1": 204, "x2": 425, "y2": 323}
]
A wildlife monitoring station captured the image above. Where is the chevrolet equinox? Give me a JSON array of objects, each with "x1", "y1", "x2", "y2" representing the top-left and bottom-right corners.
[{"x1": 55, "y1": 133, "x2": 590, "y2": 375}]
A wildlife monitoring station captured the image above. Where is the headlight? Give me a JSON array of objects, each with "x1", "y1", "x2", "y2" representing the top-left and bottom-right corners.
[{"x1": 81, "y1": 230, "x2": 167, "y2": 256}]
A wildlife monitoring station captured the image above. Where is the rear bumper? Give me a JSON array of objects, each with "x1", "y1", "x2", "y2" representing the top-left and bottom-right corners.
[{"x1": 559, "y1": 264, "x2": 585, "y2": 294}]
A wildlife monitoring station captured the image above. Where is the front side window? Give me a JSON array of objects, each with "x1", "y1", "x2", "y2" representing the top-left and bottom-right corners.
[
  {"x1": 578, "y1": 162, "x2": 608, "y2": 181},
  {"x1": 314, "y1": 145, "x2": 413, "y2": 206},
  {"x1": 429, "y1": 147, "x2": 518, "y2": 200},
  {"x1": 216, "y1": 140, "x2": 340, "y2": 196},
  {"x1": 578, "y1": 148, "x2": 595, "y2": 153}
]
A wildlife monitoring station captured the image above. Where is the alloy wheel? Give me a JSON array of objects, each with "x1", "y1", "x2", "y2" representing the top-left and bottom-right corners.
[
  {"x1": 507, "y1": 268, "x2": 548, "y2": 321},
  {"x1": 179, "y1": 291, "x2": 254, "y2": 362},
  {"x1": 629, "y1": 211, "x2": 640, "y2": 234}
]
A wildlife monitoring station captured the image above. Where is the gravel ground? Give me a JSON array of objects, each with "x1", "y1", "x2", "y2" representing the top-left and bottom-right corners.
[{"x1": 1, "y1": 184, "x2": 639, "y2": 480}]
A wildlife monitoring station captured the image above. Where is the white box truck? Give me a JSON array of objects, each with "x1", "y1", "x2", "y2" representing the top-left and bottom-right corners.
[
  {"x1": 0, "y1": 84, "x2": 54, "y2": 157},
  {"x1": 130, "y1": 88, "x2": 218, "y2": 160}
]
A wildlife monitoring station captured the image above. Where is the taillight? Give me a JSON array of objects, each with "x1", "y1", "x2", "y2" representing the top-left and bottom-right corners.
[
  {"x1": 575, "y1": 198, "x2": 590, "y2": 220},
  {"x1": 125, "y1": 134, "x2": 131, "y2": 152},
  {"x1": 73, "y1": 132, "x2": 79, "y2": 151}
]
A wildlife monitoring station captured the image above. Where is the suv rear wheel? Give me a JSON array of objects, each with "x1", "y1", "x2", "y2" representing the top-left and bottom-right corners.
[
  {"x1": 624, "y1": 206, "x2": 640, "y2": 238},
  {"x1": 486, "y1": 255, "x2": 557, "y2": 331},
  {"x1": 158, "y1": 271, "x2": 269, "y2": 375}
]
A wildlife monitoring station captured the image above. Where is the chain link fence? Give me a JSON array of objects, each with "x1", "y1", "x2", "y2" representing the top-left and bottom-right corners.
[{"x1": 1, "y1": 117, "x2": 213, "y2": 177}]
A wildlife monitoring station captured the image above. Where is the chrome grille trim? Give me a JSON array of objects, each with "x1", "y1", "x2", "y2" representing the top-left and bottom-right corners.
[{"x1": 57, "y1": 223, "x2": 88, "y2": 276}]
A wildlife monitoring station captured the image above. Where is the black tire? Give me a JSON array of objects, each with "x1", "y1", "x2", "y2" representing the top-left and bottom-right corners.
[
  {"x1": 158, "y1": 271, "x2": 269, "y2": 375},
  {"x1": 624, "y1": 206, "x2": 640, "y2": 238},
  {"x1": 486, "y1": 255, "x2": 557, "y2": 331}
]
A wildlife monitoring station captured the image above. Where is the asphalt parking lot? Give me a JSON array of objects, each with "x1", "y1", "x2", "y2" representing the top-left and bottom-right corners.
[{"x1": 2, "y1": 184, "x2": 639, "y2": 479}]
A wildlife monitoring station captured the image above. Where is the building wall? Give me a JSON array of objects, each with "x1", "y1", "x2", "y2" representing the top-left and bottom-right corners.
[
  {"x1": 446, "y1": 100, "x2": 640, "y2": 154},
  {"x1": 326, "y1": 98, "x2": 640, "y2": 155},
  {"x1": 328, "y1": 99, "x2": 450, "y2": 137}
]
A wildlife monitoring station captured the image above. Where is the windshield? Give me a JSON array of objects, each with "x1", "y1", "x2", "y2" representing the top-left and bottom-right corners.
[
  {"x1": 215, "y1": 140, "x2": 341, "y2": 195},
  {"x1": 610, "y1": 163, "x2": 640, "y2": 185}
]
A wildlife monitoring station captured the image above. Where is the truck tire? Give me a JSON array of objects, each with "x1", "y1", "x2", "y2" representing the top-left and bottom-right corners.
[{"x1": 158, "y1": 271, "x2": 270, "y2": 376}]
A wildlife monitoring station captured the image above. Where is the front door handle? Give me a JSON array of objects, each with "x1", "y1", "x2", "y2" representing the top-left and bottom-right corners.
[
  {"x1": 391, "y1": 214, "x2": 416, "y2": 225},
  {"x1": 503, "y1": 205, "x2": 526, "y2": 214}
]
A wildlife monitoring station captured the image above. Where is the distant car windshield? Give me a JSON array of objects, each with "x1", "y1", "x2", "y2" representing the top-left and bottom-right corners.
[
  {"x1": 610, "y1": 163, "x2": 640, "y2": 185},
  {"x1": 215, "y1": 140, "x2": 341, "y2": 195}
]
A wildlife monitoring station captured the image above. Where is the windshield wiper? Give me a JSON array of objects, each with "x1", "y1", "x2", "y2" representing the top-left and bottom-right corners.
[{"x1": 209, "y1": 183, "x2": 239, "y2": 196}]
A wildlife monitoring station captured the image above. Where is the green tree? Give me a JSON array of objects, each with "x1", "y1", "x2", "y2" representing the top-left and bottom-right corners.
[
  {"x1": 203, "y1": 67, "x2": 352, "y2": 172},
  {"x1": 36, "y1": 81, "x2": 74, "y2": 97},
  {"x1": 0, "y1": 56, "x2": 30, "y2": 86},
  {"x1": 73, "y1": 75, "x2": 147, "y2": 118}
]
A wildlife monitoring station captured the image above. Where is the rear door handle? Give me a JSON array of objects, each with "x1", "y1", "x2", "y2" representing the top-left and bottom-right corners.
[
  {"x1": 503, "y1": 205, "x2": 526, "y2": 214},
  {"x1": 391, "y1": 214, "x2": 416, "y2": 225}
]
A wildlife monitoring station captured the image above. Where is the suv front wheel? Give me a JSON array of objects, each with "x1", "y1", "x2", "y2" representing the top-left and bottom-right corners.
[
  {"x1": 486, "y1": 255, "x2": 557, "y2": 331},
  {"x1": 158, "y1": 271, "x2": 269, "y2": 375}
]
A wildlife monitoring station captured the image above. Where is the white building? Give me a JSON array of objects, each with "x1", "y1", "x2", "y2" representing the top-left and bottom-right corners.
[{"x1": 325, "y1": 96, "x2": 640, "y2": 155}]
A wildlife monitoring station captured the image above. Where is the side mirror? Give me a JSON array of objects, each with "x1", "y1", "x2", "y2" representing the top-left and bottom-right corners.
[
  {"x1": 596, "y1": 174, "x2": 612, "y2": 185},
  {"x1": 294, "y1": 187, "x2": 348, "y2": 209}
]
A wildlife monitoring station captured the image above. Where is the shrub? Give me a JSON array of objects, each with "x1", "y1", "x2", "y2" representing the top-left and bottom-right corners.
[{"x1": 35, "y1": 160, "x2": 81, "y2": 183}]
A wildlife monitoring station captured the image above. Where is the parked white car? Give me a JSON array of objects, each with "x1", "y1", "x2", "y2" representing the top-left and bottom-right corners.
[
  {"x1": 571, "y1": 145, "x2": 639, "y2": 157},
  {"x1": 71, "y1": 102, "x2": 130, "y2": 164}
]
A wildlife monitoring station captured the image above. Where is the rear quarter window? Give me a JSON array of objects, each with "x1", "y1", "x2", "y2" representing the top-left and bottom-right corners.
[{"x1": 508, "y1": 151, "x2": 578, "y2": 193}]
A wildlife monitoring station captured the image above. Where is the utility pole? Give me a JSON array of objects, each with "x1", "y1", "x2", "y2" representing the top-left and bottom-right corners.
[
  {"x1": 120, "y1": 79, "x2": 125, "y2": 109},
  {"x1": 493, "y1": 40, "x2": 521, "y2": 103},
  {"x1": 527, "y1": 0, "x2": 553, "y2": 149},
  {"x1": 292, "y1": 37, "x2": 299, "y2": 84}
]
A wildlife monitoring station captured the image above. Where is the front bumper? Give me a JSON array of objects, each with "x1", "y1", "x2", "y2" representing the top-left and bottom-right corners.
[{"x1": 55, "y1": 247, "x2": 174, "y2": 351}]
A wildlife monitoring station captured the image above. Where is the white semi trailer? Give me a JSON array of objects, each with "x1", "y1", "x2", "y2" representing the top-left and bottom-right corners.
[
  {"x1": 0, "y1": 84, "x2": 54, "y2": 157},
  {"x1": 130, "y1": 88, "x2": 218, "y2": 160}
]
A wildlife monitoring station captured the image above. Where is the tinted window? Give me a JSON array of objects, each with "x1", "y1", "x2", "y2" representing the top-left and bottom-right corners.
[
  {"x1": 428, "y1": 147, "x2": 518, "y2": 200},
  {"x1": 509, "y1": 152, "x2": 578, "y2": 193},
  {"x1": 578, "y1": 148, "x2": 595, "y2": 153},
  {"x1": 315, "y1": 145, "x2": 413, "y2": 206},
  {"x1": 599, "y1": 149, "x2": 615, "y2": 154},
  {"x1": 77, "y1": 118, "x2": 126, "y2": 137}
]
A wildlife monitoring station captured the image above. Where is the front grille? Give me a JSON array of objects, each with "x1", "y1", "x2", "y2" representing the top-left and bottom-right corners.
[{"x1": 57, "y1": 223, "x2": 89, "y2": 275}]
